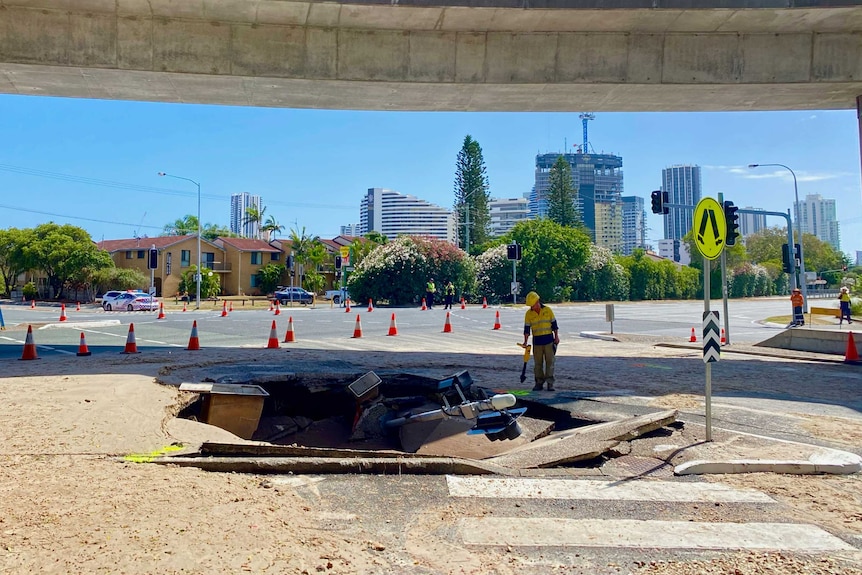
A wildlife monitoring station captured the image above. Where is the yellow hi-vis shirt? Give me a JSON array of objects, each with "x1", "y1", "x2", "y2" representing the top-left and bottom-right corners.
[{"x1": 524, "y1": 305, "x2": 557, "y2": 346}]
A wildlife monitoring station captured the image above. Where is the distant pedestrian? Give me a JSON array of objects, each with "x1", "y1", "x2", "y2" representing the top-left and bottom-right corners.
[
  {"x1": 425, "y1": 278, "x2": 436, "y2": 309},
  {"x1": 523, "y1": 291, "x2": 559, "y2": 391},
  {"x1": 839, "y1": 286, "x2": 853, "y2": 325},
  {"x1": 443, "y1": 280, "x2": 455, "y2": 310},
  {"x1": 790, "y1": 288, "x2": 804, "y2": 327}
]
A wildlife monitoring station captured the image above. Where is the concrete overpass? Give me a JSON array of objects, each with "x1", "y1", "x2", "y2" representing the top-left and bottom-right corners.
[{"x1": 1, "y1": 1, "x2": 861, "y2": 113}]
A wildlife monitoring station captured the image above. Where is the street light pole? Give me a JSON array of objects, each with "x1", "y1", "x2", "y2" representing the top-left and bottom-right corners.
[
  {"x1": 158, "y1": 172, "x2": 202, "y2": 309},
  {"x1": 748, "y1": 163, "x2": 808, "y2": 313}
]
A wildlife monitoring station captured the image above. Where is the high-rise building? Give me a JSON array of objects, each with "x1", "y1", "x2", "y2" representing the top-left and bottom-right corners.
[
  {"x1": 740, "y1": 207, "x2": 767, "y2": 239},
  {"x1": 657, "y1": 238, "x2": 691, "y2": 265},
  {"x1": 796, "y1": 194, "x2": 840, "y2": 250},
  {"x1": 230, "y1": 192, "x2": 262, "y2": 239},
  {"x1": 621, "y1": 196, "x2": 646, "y2": 255},
  {"x1": 662, "y1": 165, "x2": 702, "y2": 241},
  {"x1": 359, "y1": 188, "x2": 454, "y2": 242},
  {"x1": 532, "y1": 152, "x2": 624, "y2": 247},
  {"x1": 489, "y1": 197, "x2": 529, "y2": 237},
  {"x1": 340, "y1": 223, "x2": 361, "y2": 237}
]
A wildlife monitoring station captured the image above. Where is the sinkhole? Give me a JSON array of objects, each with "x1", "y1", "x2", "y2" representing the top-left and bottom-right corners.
[{"x1": 177, "y1": 369, "x2": 597, "y2": 460}]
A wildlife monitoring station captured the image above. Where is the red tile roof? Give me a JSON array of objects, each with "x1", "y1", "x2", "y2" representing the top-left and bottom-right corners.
[
  {"x1": 96, "y1": 235, "x2": 207, "y2": 252},
  {"x1": 216, "y1": 237, "x2": 282, "y2": 252}
]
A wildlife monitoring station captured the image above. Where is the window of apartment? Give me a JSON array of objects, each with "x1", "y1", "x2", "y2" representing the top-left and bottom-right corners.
[
  {"x1": 137, "y1": 250, "x2": 145, "y2": 259},
  {"x1": 250, "y1": 274, "x2": 260, "y2": 288},
  {"x1": 250, "y1": 252, "x2": 263, "y2": 265},
  {"x1": 125, "y1": 251, "x2": 134, "y2": 259},
  {"x1": 181, "y1": 250, "x2": 191, "y2": 267},
  {"x1": 203, "y1": 253, "x2": 215, "y2": 269},
  {"x1": 270, "y1": 252, "x2": 280, "y2": 261}
]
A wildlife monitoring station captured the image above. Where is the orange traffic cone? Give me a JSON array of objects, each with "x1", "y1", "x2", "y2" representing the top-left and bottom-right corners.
[
  {"x1": 352, "y1": 314, "x2": 363, "y2": 338},
  {"x1": 182, "y1": 301, "x2": 187, "y2": 312},
  {"x1": 421, "y1": 298, "x2": 427, "y2": 311},
  {"x1": 122, "y1": 323, "x2": 139, "y2": 354},
  {"x1": 482, "y1": 297, "x2": 488, "y2": 309},
  {"x1": 59, "y1": 304, "x2": 67, "y2": 322},
  {"x1": 77, "y1": 332, "x2": 92, "y2": 356},
  {"x1": 284, "y1": 316, "x2": 296, "y2": 343},
  {"x1": 76, "y1": 302, "x2": 81, "y2": 312},
  {"x1": 229, "y1": 302, "x2": 234, "y2": 313},
  {"x1": 387, "y1": 313, "x2": 398, "y2": 336},
  {"x1": 19, "y1": 325, "x2": 39, "y2": 360},
  {"x1": 345, "y1": 298, "x2": 352, "y2": 313},
  {"x1": 30, "y1": 299, "x2": 35, "y2": 310},
  {"x1": 492, "y1": 311, "x2": 501, "y2": 330},
  {"x1": 368, "y1": 299, "x2": 374, "y2": 312},
  {"x1": 266, "y1": 320, "x2": 280, "y2": 349},
  {"x1": 689, "y1": 328, "x2": 697, "y2": 343},
  {"x1": 443, "y1": 311, "x2": 453, "y2": 333},
  {"x1": 845, "y1": 332, "x2": 860, "y2": 364},
  {"x1": 157, "y1": 302, "x2": 166, "y2": 319},
  {"x1": 460, "y1": 298, "x2": 466, "y2": 310},
  {"x1": 269, "y1": 300, "x2": 274, "y2": 312},
  {"x1": 720, "y1": 328, "x2": 726, "y2": 345},
  {"x1": 186, "y1": 320, "x2": 200, "y2": 350},
  {"x1": 221, "y1": 301, "x2": 228, "y2": 317},
  {"x1": 274, "y1": 301, "x2": 281, "y2": 316}
]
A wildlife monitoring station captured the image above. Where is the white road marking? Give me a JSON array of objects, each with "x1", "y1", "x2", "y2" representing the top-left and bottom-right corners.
[
  {"x1": 458, "y1": 517, "x2": 855, "y2": 551},
  {"x1": 446, "y1": 476, "x2": 774, "y2": 503}
]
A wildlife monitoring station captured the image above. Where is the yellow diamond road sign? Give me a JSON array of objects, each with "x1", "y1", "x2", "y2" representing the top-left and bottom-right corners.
[
  {"x1": 340, "y1": 246, "x2": 350, "y2": 257},
  {"x1": 693, "y1": 197, "x2": 727, "y2": 260}
]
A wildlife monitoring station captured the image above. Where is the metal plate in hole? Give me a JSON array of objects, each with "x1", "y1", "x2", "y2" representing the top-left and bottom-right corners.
[{"x1": 348, "y1": 371, "x2": 381, "y2": 400}]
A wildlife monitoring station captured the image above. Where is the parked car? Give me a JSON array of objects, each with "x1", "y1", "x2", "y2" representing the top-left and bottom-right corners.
[
  {"x1": 273, "y1": 287, "x2": 314, "y2": 305},
  {"x1": 323, "y1": 289, "x2": 350, "y2": 305},
  {"x1": 103, "y1": 291, "x2": 159, "y2": 311}
]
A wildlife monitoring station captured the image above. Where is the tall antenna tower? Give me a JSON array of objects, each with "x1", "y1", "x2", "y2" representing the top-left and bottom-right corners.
[{"x1": 579, "y1": 112, "x2": 595, "y2": 154}]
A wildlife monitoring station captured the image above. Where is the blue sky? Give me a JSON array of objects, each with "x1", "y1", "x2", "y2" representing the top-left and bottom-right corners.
[{"x1": 1, "y1": 94, "x2": 860, "y2": 258}]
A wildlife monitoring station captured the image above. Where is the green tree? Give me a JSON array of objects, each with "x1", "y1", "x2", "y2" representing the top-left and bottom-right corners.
[
  {"x1": 261, "y1": 215, "x2": 284, "y2": 241},
  {"x1": 508, "y1": 219, "x2": 591, "y2": 302},
  {"x1": 474, "y1": 244, "x2": 514, "y2": 303},
  {"x1": 91, "y1": 267, "x2": 148, "y2": 296},
  {"x1": 24, "y1": 223, "x2": 111, "y2": 299},
  {"x1": 201, "y1": 223, "x2": 232, "y2": 241},
  {"x1": 454, "y1": 135, "x2": 491, "y2": 252},
  {"x1": 178, "y1": 265, "x2": 220, "y2": 299},
  {"x1": 288, "y1": 226, "x2": 319, "y2": 288},
  {"x1": 0, "y1": 227, "x2": 33, "y2": 296},
  {"x1": 547, "y1": 155, "x2": 579, "y2": 227},
  {"x1": 572, "y1": 245, "x2": 629, "y2": 301},
  {"x1": 162, "y1": 215, "x2": 199, "y2": 236},
  {"x1": 348, "y1": 236, "x2": 474, "y2": 305},
  {"x1": 255, "y1": 263, "x2": 286, "y2": 295},
  {"x1": 243, "y1": 204, "x2": 266, "y2": 239}
]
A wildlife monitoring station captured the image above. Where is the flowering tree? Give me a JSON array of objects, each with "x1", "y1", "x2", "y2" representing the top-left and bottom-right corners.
[
  {"x1": 474, "y1": 245, "x2": 511, "y2": 303},
  {"x1": 572, "y1": 245, "x2": 629, "y2": 301},
  {"x1": 348, "y1": 236, "x2": 475, "y2": 305}
]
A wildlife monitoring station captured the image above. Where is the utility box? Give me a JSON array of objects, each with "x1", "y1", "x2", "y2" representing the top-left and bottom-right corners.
[{"x1": 179, "y1": 383, "x2": 269, "y2": 439}]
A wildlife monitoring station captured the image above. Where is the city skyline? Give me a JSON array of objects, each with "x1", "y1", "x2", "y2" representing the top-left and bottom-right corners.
[{"x1": 1, "y1": 94, "x2": 860, "y2": 258}]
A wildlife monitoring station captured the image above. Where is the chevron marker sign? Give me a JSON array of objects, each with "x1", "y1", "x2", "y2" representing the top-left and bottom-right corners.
[{"x1": 703, "y1": 311, "x2": 721, "y2": 363}]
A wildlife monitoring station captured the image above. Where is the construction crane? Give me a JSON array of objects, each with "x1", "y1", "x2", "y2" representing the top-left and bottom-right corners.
[{"x1": 579, "y1": 112, "x2": 595, "y2": 154}]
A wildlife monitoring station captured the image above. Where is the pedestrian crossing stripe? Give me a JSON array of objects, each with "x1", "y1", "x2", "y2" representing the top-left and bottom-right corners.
[
  {"x1": 446, "y1": 476, "x2": 773, "y2": 503},
  {"x1": 458, "y1": 518, "x2": 855, "y2": 551}
]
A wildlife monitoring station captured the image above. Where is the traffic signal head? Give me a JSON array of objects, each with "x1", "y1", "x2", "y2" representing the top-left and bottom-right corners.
[
  {"x1": 723, "y1": 201, "x2": 740, "y2": 246},
  {"x1": 781, "y1": 243, "x2": 792, "y2": 273},
  {"x1": 506, "y1": 243, "x2": 522, "y2": 261},
  {"x1": 650, "y1": 191, "x2": 662, "y2": 214},
  {"x1": 335, "y1": 255, "x2": 342, "y2": 269},
  {"x1": 147, "y1": 248, "x2": 158, "y2": 270}
]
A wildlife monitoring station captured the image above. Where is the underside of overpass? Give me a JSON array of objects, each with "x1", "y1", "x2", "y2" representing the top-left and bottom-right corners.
[{"x1": 0, "y1": 1, "x2": 861, "y2": 112}]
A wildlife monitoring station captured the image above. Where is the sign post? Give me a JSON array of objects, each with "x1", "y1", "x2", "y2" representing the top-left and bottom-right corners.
[
  {"x1": 693, "y1": 197, "x2": 726, "y2": 442},
  {"x1": 339, "y1": 246, "x2": 350, "y2": 307}
]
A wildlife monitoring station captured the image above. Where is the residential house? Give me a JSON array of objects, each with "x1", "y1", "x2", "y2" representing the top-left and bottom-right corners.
[
  {"x1": 96, "y1": 236, "x2": 227, "y2": 297},
  {"x1": 214, "y1": 237, "x2": 283, "y2": 296}
]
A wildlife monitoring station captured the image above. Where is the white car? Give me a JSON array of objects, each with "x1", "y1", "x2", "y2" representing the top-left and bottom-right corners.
[{"x1": 102, "y1": 291, "x2": 159, "y2": 311}]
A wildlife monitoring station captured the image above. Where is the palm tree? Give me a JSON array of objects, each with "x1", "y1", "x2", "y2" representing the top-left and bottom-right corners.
[
  {"x1": 261, "y1": 215, "x2": 284, "y2": 242},
  {"x1": 162, "y1": 215, "x2": 199, "y2": 236},
  {"x1": 288, "y1": 226, "x2": 318, "y2": 287},
  {"x1": 243, "y1": 205, "x2": 266, "y2": 239}
]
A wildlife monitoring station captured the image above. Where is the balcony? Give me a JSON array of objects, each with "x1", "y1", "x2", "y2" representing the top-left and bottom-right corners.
[{"x1": 203, "y1": 262, "x2": 232, "y2": 272}]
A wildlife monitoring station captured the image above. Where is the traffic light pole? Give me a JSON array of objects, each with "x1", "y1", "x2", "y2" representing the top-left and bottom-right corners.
[{"x1": 738, "y1": 208, "x2": 798, "y2": 294}]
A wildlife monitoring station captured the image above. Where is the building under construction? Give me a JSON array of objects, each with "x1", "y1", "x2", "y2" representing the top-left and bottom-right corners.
[{"x1": 531, "y1": 151, "x2": 624, "y2": 251}]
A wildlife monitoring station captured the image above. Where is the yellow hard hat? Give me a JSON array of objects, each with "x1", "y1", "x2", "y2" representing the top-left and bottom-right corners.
[{"x1": 525, "y1": 291, "x2": 540, "y2": 307}]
